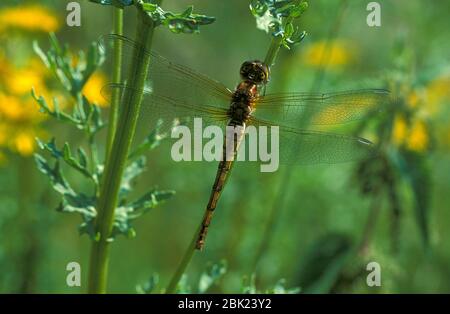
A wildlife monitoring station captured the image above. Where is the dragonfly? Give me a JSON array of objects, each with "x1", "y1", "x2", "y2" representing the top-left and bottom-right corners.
[{"x1": 101, "y1": 34, "x2": 389, "y2": 250}]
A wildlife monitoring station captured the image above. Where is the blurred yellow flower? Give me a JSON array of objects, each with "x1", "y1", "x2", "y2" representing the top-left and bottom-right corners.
[
  {"x1": 14, "y1": 131, "x2": 36, "y2": 156},
  {"x1": 405, "y1": 76, "x2": 450, "y2": 118},
  {"x1": 392, "y1": 115, "x2": 408, "y2": 146},
  {"x1": 0, "y1": 123, "x2": 7, "y2": 146},
  {"x1": 303, "y1": 40, "x2": 353, "y2": 68},
  {"x1": 0, "y1": 58, "x2": 52, "y2": 158},
  {"x1": 8, "y1": 68, "x2": 45, "y2": 95},
  {"x1": 407, "y1": 120, "x2": 428, "y2": 152},
  {"x1": 425, "y1": 75, "x2": 450, "y2": 115},
  {"x1": 82, "y1": 72, "x2": 108, "y2": 107},
  {"x1": 0, "y1": 5, "x2": 59, "y2": 33},
  {"x1": 392, "y1": 115, "x2": 429, "y2": 153}
]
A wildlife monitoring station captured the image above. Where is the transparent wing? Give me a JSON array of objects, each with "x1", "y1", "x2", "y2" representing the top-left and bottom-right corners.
[
  {"x1": 99, "y1": 34, "x2": 233, "y2": 105},
  {"x1": 255, "y1": 89, "x2": 390, "y2": 127},
  {"x1": 102, "y1": 84, "x2": 230, "y2": 138},
  {"x1": 98, "y1": 34, "x2": 233, "y2": 139},
  {"x1": 248, "y1": 118, "x2": 376, "y2": 164}
]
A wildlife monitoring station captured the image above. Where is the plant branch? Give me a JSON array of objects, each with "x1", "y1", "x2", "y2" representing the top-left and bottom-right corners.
[
  {"x1": 105, "y1": 6, "x2": 124, "y2": 160},
  {"x1": 165, "y1": 224, "x2": 201, "y2": 293},
  {"x1": 88, "y1": 5, "x2": 158, "y2": 294}
]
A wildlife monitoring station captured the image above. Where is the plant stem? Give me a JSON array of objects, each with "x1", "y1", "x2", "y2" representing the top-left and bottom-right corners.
[
  {"x1": 105, "y1": 6, "x2": 124, "y2": 159},
  {"x1": 264, "y1": 34, "x2": 284, "y2": 67},
  {"x1": 252, "y1": 0, "x2": 348, "y2": 271},
  {"x1": 165, "y1": 224, "x2": 202, "y2": 293},
  {"x1": 357, "y1": 190, "x2": 382, "y2": 256},
  {"x1": 87, "y1": 7, "x2": 157, "y2": 294}
]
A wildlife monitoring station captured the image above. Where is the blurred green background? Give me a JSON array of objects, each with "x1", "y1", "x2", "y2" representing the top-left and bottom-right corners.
[{"x1": 0, "y1": 0, "x2": 449, "y2": 293}]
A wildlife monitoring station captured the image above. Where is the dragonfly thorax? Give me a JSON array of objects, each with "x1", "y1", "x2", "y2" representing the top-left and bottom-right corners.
[{"x1": 229, "y1": 81, "x2": 257, "y2": 125}]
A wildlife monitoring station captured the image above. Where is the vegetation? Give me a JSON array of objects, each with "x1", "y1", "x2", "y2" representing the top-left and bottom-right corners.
[{"x1": 0, "y1": 0, "x2": 449, "y2": 293}]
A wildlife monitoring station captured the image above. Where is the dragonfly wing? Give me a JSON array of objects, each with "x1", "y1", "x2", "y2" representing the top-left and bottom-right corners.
[
  {"x1": 248, "y1": 118, "x2": 377, "y2": 164},
  {"x1": 99, "y1": 34, "x2": 233, "y2": 107},
  {"x1": 98, "y1": 34, "x2": 233, "y2": 141},
  {"x1": 103, "y1": 84, "x2": 230, "y2": 140},
  {"x1": 255, "y1": 89, "x2": 390, "y2": 127}
]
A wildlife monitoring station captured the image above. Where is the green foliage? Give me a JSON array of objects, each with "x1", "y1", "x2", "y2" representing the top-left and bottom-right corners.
[
  {"x1": 241, "y1": 274, "x2": 300, "y2": 294},
  {"x1": 33, "y1": 33, "x2": 105, "y2": 98},
  {"x1": 128, "y1": 119, "x2": 168, "y2": 160},
  {"x1": 392, "y1": 150, "x2": 431, "y2": 246},
  {"x1": 88, "y1": 0, "x2": 216, "y2": 34},
  {"x1": 89, "y1": 0, "x2": 133, "y2": 8},
  {"x1": 351, "y1": 60, "x2": 436, "y2": 254},
  {"x1": 141, "y1": 3, "x2": 216, "y2": 34},
  {"x1": 136, "y1": 273, "x2": 159, "y2": 294},
  {"x1": 32, "y1": 35, "x2": 174, "y2": 241},
  {"x1": 250, "y1": 0, "x2": 307, "y2": 49},
  {"x1": 198, "y1": 260, "x2": 227, "y2": 293},
  {"x1": 176, "y1": 260, "x2": 227, "y2": 293}
]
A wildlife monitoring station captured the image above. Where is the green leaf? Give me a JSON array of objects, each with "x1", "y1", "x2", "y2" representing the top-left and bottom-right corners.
[
  {"x1": 241, "y1": 274, "x2": 257, "y2": 294},
  {"x1": 136, "y1": 273, "x2": 159, "y2": 294},
  {"x1": 34, "y1": 153, "x2": 98, "y2": 239},
  {"x1": 62, "y1": 142, "x2": 93, "y2": 179},
  {"x1": 395, "y1": 151, "x2": 430, "y2": 247},
  {"x1": 36, "y1": 138, "x2": 93, "y2": 180},
  {"x1": 110, "y1": 188, "x2": 175, "y2": 239},
  {"x1": 128, "y1": 119, "x2": 167, "y2": 159},
  {"x1": 251, "y1": 0, "x2": 308, "y2": 48},
  {"x1": 78, "y1": 148, "x2": 88, "y2": 169},
  {"x1": 34, "y1": 34, "x2": 105, "y2": 97},
  {"x1": 89, "y1": 0, "x2": 133, "y2": 8},
  {"x1": 198, "y1": 260, "x2": 227, "y2": 293},
  {"x1": 119, "y1": 157, "x2": 147, "y2": 198},
  {"x1": 141, "y1": 4, "x2": 215, "y2": 34},
  {"x1": 36, "y1": 138, "x2": 63, "y2": 159},
  {"x1": 32, "y1": 89, "x2": 82, "y2": 125},
  {"x1": 34, "y1": 154, "x2": 76, "y2": 198},
  {"x1": 266, "y1": 279, "x2": 300, "y2": 294},
  {"x1": 128, "y1": 189, "x2": 175, "y2": 215}
]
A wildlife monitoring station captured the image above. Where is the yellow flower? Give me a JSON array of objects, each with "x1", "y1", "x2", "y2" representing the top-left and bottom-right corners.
[
  {"x1": 392, "y1": 115, "x2": 428, "y2": 153},
  {"x1": 14, "y1": 131, "x2": 36, "y2": 156},
  {"x1": 0, "y1": 123, "x2": 8, "y2": 146},
  {"x1": 0, "y1": 121, "x2": 43, "y2": 157},
  {"x1": 7, "y1": 68, "x2": 45, "y2": 95},
  {"x1": 303, "y1": 40, "x2": 353, "y2": 68},
  {"x1": 0, "y1": 93, "x2": 44, "y2": 123},
  {"x1": 0, "y1": 5, "x2": 59, "y2": 33},
  {"x1": 406, "y1": 120, "x2": 428, "y2": 152},
  {"x1": 392, "y1": 115, "x2": 408, "y2": 146},
  {"x1": 82, "y1": 72, "x2": 108, "y2": 107}
]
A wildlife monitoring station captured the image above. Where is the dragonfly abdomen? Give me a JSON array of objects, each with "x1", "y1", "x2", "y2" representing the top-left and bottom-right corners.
[{"x1": 196, "y1": 124, "x2": 247, "y2": 250}]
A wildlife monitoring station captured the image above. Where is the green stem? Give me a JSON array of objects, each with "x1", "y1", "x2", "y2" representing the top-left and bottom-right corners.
[
  {"x1": 165, "y1": 224, "x2": 201, "y2": 293},
  {"x1": 87, "y1": 7, "x2": 157, "y2": 294},
  {"x1": 264, "y1": 35, "x2": 284, "y2": 67},
  {"x1": 264, "y1": 15, "x2": 295, "y2": 67},
  {"x1": 105, "y1": 7, "x2": 124, "y2": 159},
  {"x1": 253, "y1": 0, "x2": 348, "y2": 271}
]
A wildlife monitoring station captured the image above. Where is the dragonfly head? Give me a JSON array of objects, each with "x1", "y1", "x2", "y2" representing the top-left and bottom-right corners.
[{"x1": 240, "y1": 60, "x2": 269, "y2": 85}]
